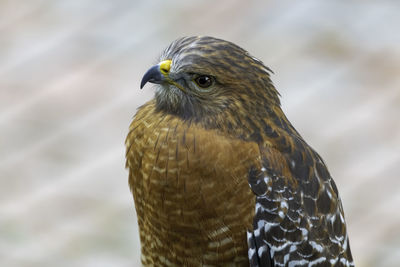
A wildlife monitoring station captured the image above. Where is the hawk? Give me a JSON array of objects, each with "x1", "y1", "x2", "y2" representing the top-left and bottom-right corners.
[{"x1": 125, "y1": 36, "x2": 354, "y2": 266}]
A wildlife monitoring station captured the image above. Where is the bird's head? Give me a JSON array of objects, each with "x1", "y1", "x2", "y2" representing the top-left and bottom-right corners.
[{"x1": 140, "y1": 36, "x2": 281, "y2": 129}]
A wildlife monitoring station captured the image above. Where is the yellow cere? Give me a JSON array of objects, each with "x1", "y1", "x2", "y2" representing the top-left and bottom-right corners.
[{"x1": 159, "y1": 60, "x2": 172, "y2": 76}]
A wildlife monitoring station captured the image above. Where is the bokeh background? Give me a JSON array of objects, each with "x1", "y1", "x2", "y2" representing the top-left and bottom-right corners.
[{"x1": 1, "y1": 0, "x2": 399, "y2": 266}]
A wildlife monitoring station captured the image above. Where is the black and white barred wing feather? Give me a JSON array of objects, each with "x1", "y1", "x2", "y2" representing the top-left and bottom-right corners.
[{"x1": 247, "y1": 141, "x2": 354, "y2": 267}]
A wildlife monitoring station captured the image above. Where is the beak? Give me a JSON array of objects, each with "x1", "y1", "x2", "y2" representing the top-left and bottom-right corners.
[{"x1": 140, "y1": 60, "x2": 172, "y2": 89}]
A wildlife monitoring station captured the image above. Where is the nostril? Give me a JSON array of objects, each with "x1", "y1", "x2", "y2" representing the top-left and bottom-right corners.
[{"x1": 159, "y1": 59, "x2": 172, "y2": 75}]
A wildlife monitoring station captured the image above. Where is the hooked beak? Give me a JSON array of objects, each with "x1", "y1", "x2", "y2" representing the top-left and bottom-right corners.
[{"x1": 140, "y1": 60, "x2": 172, "y2": 89}]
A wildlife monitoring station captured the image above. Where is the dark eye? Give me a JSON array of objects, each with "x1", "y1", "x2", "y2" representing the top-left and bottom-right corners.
[{"x1": 194, "y1": 75, "x2": 214, "y2": 88}]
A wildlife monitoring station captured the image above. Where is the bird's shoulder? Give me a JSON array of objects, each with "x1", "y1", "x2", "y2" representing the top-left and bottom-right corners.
[{"x1": 247, "y1": 131, "x2": 354, "y2": 266}]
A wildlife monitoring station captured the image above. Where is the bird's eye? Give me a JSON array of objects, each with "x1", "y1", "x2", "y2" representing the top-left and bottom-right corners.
[{"x1": 194, "y1": 75, "x2": 214, "y2": 88}]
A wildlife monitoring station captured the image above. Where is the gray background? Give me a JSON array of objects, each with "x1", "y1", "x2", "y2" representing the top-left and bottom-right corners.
[{"x1": 1, "y1": 0, "x2": 399, "y2": 266}]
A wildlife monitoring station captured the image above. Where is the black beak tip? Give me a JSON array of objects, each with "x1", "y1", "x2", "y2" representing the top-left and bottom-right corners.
[
  {"x1": 140, "y1": 65, "x2": 163, "y2": 89},
  {"x1": 140, "y1": 79, "x2": 146, "y2": 89}
]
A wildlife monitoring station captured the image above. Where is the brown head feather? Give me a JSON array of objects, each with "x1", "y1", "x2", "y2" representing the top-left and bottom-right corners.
[{"x1": 153, "y1": 36, "x2": 298, "y2": 144}]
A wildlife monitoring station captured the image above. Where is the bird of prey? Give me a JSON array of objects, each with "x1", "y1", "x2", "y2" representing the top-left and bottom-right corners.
[{"x1": 125, "y1": 36, "x2": 354, "y2": 266}]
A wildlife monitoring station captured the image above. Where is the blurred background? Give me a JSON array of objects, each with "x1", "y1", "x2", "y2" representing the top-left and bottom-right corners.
[{"x1": 1, "y1": 0, "x2": 399, "y2": 266}]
